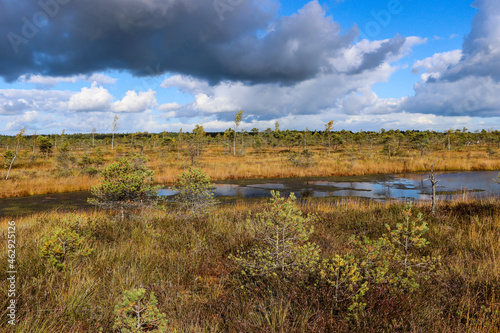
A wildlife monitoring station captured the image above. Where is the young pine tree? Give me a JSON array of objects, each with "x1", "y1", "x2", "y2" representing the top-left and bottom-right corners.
[
  {"x1": 231, "y1": 191, "x2": 320, "y2": 278},
  {"x1": 174, "y1": 167, "x2": 216, "y2": 215},
  {"x1": 88, "y1": 157, "x2": 159, "y2": 221}
]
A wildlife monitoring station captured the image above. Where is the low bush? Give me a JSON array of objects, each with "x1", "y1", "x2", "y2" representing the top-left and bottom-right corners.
[
  {"x1": 40, "y1": 227, "x2": 93, "y2": 270},
  {"x1": 113, "y1": 288, "x2": 169, "y2": 333}
]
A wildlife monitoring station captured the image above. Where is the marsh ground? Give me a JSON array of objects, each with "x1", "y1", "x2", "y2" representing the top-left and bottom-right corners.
[{"x1": 1, "y1": 197, "x2": 500, "y2": 332}]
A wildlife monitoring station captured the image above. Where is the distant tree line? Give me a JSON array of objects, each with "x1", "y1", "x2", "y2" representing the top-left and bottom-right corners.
[{"x1": 2, "y1": 127, "x2": 500, "y2": 157}]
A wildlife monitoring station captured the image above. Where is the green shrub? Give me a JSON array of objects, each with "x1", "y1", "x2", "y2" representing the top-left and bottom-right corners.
[
  {"x1": 82, "y1": 166, "x2": 99, "y2": 176},
  {"x1": 173, "y1": 167, "x2": 216, "y2": 215},
  {"x1": 2, "y1": 150, "x2": 14, "y2": 168},
  {"x1": 78, "y1": 153, "x2": 93, "y2": 167},
  {"x1": 351, "y1": 204, "x2": 440, "y2": 291},
  {"x1": 113, "y1": 288, "x2": 168, "y2": 332},
  {"x1": 232, "y1": 199, "x2": 440, "y2": 320},
  {"x1": 40, "y1": 228, "x2": 93, "y2": 270},
  {"x1": 382, "y1": 205, "x2": 440, "y2": 290},
  {"x1": 319, "y1": 255, "x2": 369, "y2": 313},
  {"x1": 231, "y1": 191, "x2": 320, "y2": 278},
  {"x1": 88, "y1": 157, "x2": 160, "y2": 220}
]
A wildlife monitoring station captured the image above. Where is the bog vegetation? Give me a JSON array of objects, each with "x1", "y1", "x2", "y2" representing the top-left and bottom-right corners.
[
  {"x1": 2, "y1": 124, "x2": 500, "y2": 198},
  {"x1": 1, "y1": 193, "x2": 500, "y2": 331},
  {"x1": 1, "y1": 121, "x2": 500, "y2": 331}
]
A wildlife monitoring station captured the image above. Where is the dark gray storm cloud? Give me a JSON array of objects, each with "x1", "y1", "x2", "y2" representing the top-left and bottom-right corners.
[
  {"x1": 348, "y1": 34, "x2": 405, "y2": 75},
  {"x1": 0, "y1": 0, "x2": 401, "y2": 85},
  {"x1": 1, "y1": 0, "x2": 272, "y2": 82}
]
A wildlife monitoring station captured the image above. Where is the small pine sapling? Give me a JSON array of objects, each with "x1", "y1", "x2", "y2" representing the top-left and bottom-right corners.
[
  {"x1": 383, "y1": 205, "x2": 441, "y2": 290},
  {"x1": 231, "y1": 191, "x2": 320, "y2": 279},
  {"x1": 40, "y1": 228, "x2": 93, "y2": 270},
  {"x1": 113, "y1": 288, "x2": 168, "y2": 332},
  {"x1": 173, "y1": 167, "x2": 216, "y2": 215},
  {"x1": 88, "y1": 157, "x2": 159, "y2": 221}
]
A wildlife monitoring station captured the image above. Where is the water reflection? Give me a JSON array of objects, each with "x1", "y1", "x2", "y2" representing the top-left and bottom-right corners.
[
  {"x1": 213, "y1": 184, "x2": 270, "y2": 198},
  {"x1": 158, "y1": 171, "x2": 500, "y2": 201},
  {"x1": 157, "y1": 189, "x2": 177, "y2": 196}
]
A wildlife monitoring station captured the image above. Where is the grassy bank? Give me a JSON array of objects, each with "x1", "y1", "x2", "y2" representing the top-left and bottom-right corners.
[
  {"x1": 2, "y1": 145, "x2": 500, "y2": 199},
  {"x1": 1, "y1": 197, "x2": 499, "y2": 332}
]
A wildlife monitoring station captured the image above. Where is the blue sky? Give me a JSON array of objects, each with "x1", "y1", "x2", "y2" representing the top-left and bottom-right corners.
[{"x1": 0, "y1": 0, "x2": 498, "y2": 135}]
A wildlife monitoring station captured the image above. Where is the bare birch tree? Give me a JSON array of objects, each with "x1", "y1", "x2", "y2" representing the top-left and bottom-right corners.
[
  {"x1": 234, "y1": 110, "x2": 243, "y2": 156},
  {"x1": 1, "y1": 128, "x2": 26, "y2": 180},
  {"x1": 111, "y1": 115, "x2": 119, "y2": 150}
]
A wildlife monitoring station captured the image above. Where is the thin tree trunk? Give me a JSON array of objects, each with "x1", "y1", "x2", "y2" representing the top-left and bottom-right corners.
[
  {"x1": 5, "y1": 155, "x2": 16, "y2": 180},
  {"x1": 233, "y1": 129, "x2": 236, "y2": 156},
  {"x1": 431, "y1": 180, "x2": 436, "y2": 214},
  {"x1": 429, "y1": 159, "x2": 439, "y2": 215}
]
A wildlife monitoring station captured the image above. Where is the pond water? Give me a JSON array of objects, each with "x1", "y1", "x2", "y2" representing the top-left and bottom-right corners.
[
  {"x1": 158, "y1": 171, "x2": 500, "y2": 201},
  {"x1": 2, "y1": 171, "x2": 499, "y2": 217}
]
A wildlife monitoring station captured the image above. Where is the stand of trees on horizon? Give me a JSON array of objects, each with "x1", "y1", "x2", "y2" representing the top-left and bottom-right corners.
[{"x1": 2, "y1": 126, "x2": 500, "y2": 158}]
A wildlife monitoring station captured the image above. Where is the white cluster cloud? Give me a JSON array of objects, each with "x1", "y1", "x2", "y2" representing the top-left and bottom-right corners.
[
  {"x1": 0, "y1": 81, "x2": 160, "y2": 135},
  {"x1": 18, "y1": 73, "x2": 117, "y2": 87},
  {"x1": 400, "y1": 76, "x2": 500, "y2": 117},
  {"x1": 161, "y1": 75, "x2": 211, "y2": 95},
  {"x1": 3, "y1": 111, "x2": 53, "y2": 132},
  {"x1": 67, "y1": 83, "x2": 158, "y2": 113},
  {"x1": 68, "y1": 82, "x2": 114, "y2": 112},
  {"x1": 0, "y1": 89, "x2": 72, "y2": 115},
  {"x1": 112, "y1": 90, "x2": 158, "y2": 113},
  {"x1": 412, "y1": 50, "x2": 462, "y2": 82}
]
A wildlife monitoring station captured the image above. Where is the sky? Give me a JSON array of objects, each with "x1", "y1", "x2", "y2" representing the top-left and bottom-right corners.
[{"x1": 0, "y1": 0, "x2": 499, "y2": 135}]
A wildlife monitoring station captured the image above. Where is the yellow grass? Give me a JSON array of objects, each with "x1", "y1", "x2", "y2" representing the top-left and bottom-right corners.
[
  {"x1": 2, "y1": 197, "x2": 500, "y2": 331},
  {"x1": 1, "y1": 144, "x2": 500, "y2": 199}
]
